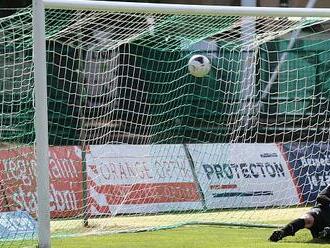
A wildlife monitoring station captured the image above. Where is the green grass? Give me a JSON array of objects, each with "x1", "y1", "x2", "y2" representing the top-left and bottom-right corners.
[
  {"x1": 1, "y1": 208, "x2": 328, "y2": 247},
  {"x1": 51, "y1": 226, "x2": 330, "y2": 248},
  {"x1": 2, "y1": 225, "x2": 330, "y2": 248}
]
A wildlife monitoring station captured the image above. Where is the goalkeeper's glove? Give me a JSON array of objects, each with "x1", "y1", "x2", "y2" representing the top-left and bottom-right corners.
[{"x1": 318, "y1": 227, "x2": 330, "y2": 239}]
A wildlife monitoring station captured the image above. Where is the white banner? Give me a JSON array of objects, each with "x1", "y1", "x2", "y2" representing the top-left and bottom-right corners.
[
  {"x1": 86, "y1": 144, "x2": 203, "y2": 215},
  {"x1": 187, "y1": 143, "x2": 300, "y2": 209}
]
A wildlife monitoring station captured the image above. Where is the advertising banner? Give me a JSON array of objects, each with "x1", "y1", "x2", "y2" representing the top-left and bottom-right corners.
[
  {"x1": 0, "y1": 146, "x2": 83, "y2": 218},
  {"x1": 281, "y1": 142, "x2": 330, "y2": 204},
  {"x1": 0, "y1": 142, "x2": 321, "y2": 217},
  {"x1": 187, "y1": 143, "x2": 300, "y2": 209},
  {"x1": 0, "y1": 211, "x2": 36, "y2": 240},
  {"x1": 86, "y1": 144, "x2": 203, "y2": 215}
]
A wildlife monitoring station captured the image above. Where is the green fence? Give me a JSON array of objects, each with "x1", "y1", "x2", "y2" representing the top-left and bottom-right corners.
[{"x1": 1, "y1": 39, "x2": 329, "y2": 145}]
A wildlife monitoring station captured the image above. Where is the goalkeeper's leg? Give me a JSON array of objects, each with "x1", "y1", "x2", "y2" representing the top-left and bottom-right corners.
[{"x1": 269, "y1": 213, "x2": 314, "y2": 242}]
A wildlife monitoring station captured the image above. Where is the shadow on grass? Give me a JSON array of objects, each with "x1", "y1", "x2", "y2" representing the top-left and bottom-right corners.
[
  {"x1": 284, "y1": 238, "x2": 330, "y2": 245},
  {"x1": 307, "y1": 238, "x2": 330, "y2": 244}
]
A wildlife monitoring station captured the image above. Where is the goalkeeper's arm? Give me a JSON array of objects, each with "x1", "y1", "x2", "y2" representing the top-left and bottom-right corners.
[{"x1": 316, "y1": 185, "x2": 330, "y2": 206}]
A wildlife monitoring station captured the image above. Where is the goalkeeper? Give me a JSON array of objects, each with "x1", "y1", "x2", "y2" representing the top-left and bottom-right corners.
[{"x1": 269, "y1": 185, "x2": 330, "y2": 242}]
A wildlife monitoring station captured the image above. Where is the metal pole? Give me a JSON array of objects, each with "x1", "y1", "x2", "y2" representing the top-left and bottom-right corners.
[
  {"x1": 43, "y1": 0, "x2": 330, "y2": 17},
  {"x1": 32, "y1": 0, "x2": 51, "y2": 247},
  {"x1": 259, "y1": 0, "x2": 319, "y2": 102},
  {"x1": 182, "y1": 144, "x2": 207, "y2": 210},
  {"x1": 81, "y1": 145, "x2": 89, "y2": 227},
  {"x1": 280, "y1": 0, "x2": 289, "y2": 8},
  {"x1": 244, "y1": 0, "x2": 319, "y2": 131},
  {"x1": 240, "y1": 0, "x2": 257, "y2": 131}
]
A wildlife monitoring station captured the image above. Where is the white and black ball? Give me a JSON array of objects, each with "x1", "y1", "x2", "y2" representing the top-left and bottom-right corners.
[{"x1": 188, "y1": 55, "x2": 211, "y2": 78}]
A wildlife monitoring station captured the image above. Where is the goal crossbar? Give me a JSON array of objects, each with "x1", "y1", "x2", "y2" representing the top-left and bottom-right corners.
[{"x1": 43, "y1": 0, "x2": 330, "y2": 17}]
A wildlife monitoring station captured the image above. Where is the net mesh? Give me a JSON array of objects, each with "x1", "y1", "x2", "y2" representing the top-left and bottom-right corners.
[{"x1": 0, "y1": 5, "x2": 330, "y2": 244}]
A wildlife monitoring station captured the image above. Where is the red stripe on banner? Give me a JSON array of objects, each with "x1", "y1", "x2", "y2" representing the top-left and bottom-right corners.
[
  {"x1": 0, "y1": 146, "x2": 83, "y2": 218},
  {"x1": 89, "y1": 181, "x2": 201, "y2": 205},
  {"x1": 86, "y1": 193, "x2": 111, "y2": 216},
  {"x1": 276, "y1": 143, "x2": 304, "y2": 204},
  {"x1": 209, "y1": 184, "x2": 237, "y2": 190}
]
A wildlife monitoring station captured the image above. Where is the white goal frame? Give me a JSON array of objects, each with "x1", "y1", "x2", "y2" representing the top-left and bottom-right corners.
[{"x1": 32, "y1": 1, "x2": 330, "y2": 247}]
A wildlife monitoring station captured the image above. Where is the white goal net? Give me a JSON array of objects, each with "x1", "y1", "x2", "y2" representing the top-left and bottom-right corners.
[{"x1": 0, "y1": 1, "x2": 330, "y2": 245}]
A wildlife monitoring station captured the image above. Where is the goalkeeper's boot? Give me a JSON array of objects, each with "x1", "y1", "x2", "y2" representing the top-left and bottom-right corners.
[
  {"x1": 318, "y1": 227, "x2": 330, "y2": 239},
  {"x1": 269, "y1": 230, "x2": 285, "y2": 242}
]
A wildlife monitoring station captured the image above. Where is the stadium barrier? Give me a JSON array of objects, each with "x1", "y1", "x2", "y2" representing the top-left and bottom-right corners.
[
  {"x1": 0, "y1": 146, "x2": 83, "y2": 218},
  {"x1": 187, "y1": 143, "x2": 301, "y2": 209},
  {"x1": 0, "y1": 143, "x2": 328, "y2": 217},
  {"x1": 86, "y1": 144, "x2": 203, "y2": 215},
  {"x1": 280, "y1": 142, "x2": 330, "y2": 204}
]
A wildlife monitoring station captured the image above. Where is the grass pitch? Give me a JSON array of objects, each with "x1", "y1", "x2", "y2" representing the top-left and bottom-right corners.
[
  {"x1": 5, "y1": 225, "x2": 329, "y2": 248},
  {"x1": 54, "y1": 226, "x2": 328, "y2": 248},
  {"x1": 2, "y1": 207, "x2": 329, "y2": 248}
]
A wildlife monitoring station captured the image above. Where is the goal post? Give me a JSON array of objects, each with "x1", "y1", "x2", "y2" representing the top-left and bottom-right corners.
[
  {"x1": 32, "y1": 0, "x2": 51, "y2": 247},
  {"x1": 1, "y1": 0, "x2": 330, "y2": 246}
]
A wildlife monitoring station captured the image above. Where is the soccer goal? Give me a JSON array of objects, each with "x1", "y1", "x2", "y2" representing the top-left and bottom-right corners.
[{"x1": 1, "y1": 0, "x2": 330, "y2": 247}]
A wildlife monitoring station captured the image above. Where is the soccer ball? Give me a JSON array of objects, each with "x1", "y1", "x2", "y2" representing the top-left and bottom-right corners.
[{"x1": 188, "y1": 55, "x2": 211, "y2": 78}]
